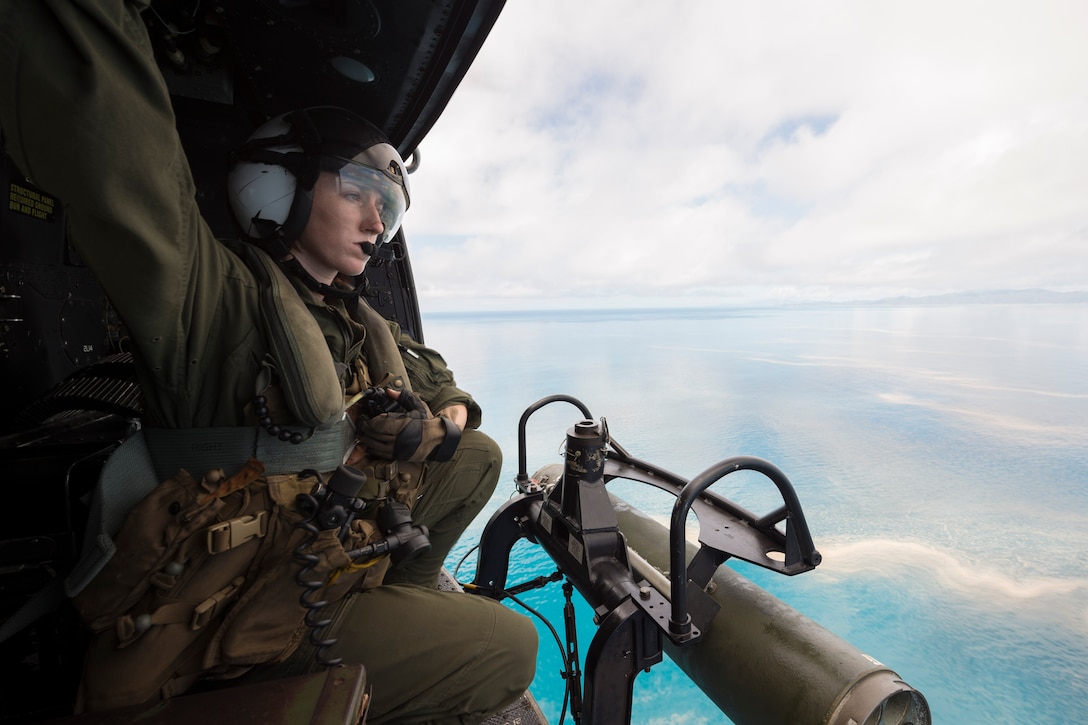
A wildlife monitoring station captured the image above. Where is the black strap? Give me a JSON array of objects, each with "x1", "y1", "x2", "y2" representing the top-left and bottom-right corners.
[
  {"x1": 280, "y1": 257, "x2": 367, "y2": 300},
  {"x1": 428, "y1": 416, "x2": 462, "y2": 462}
]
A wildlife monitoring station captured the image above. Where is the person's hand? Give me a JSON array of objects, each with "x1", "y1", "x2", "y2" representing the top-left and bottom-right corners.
[{"x1": 354, "y1": 388, "x2": 461, "y2": 462}]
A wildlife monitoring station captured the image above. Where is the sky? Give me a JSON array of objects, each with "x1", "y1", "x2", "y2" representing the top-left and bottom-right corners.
[{"x1": 401, "y1": 0, "x2": 1088, "y2": 311}]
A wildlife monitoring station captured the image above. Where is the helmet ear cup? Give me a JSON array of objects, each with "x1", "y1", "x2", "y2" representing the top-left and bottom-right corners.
[{"x1": 227, "y1": 115, "x2": 300, "y2": 247}]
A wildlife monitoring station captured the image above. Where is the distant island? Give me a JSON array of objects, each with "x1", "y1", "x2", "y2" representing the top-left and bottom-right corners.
[
  {"x1": 424, "y1": 289, "x2": 1088, "y2": 318},
  {"x1": 845, "y1": 289, "x2": 1088, "y2": 306}
]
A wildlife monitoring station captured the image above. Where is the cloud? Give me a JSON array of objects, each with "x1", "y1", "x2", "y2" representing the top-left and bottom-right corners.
[{"x1": 403, "y1": 0, "x2": 1088, "y2": 309}]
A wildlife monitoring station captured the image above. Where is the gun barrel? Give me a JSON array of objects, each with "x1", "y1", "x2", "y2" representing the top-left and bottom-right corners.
[{"x1": 613, "y1": 497, "x2": 930, "y2": 725}]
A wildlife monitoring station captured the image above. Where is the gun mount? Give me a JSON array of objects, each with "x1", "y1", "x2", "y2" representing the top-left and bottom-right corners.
[{"x1": 469, "y1": 395, "x2": 930, "y2": 725}]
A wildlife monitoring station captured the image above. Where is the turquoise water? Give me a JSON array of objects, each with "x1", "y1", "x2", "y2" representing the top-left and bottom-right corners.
[{"x1": 424, "y1": 304, "x2": 1088, "y2": 724}]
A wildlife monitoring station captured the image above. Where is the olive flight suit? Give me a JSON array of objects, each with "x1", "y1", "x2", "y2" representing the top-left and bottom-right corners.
[{"x1": 0, "y1": 1, "x2": 537, "y2": 723}]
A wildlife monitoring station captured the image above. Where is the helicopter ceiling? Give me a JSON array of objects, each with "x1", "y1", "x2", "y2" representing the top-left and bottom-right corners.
[{"x1": 148, "y1": 0, "x2": 504, "y2": 159}]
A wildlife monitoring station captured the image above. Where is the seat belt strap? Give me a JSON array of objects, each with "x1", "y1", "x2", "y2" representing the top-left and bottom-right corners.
[{"x1": 142, "y1": 420, "x2": 355, "y2": 482}]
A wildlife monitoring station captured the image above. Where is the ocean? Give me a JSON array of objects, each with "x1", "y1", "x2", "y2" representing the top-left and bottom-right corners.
[{"x1": 422, "y1": 303, "x2": 1088, "y2": 724}]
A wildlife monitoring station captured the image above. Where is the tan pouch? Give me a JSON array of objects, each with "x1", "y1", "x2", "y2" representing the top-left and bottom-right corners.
[
  {"x1": 74, "y1": 465, "x2": 395, "y2": 712},
  {"x1": 73, "y1": 469, "x2": 226, "y2": 631},
  {"x1": 75, "y1": 468, "x2": 269, "y2": 711},
  {"x1": 206, "y1": 476, "x2": 384, "y2": 667}
]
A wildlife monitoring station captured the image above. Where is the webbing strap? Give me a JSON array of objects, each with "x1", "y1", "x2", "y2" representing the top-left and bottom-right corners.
[
  {"x1": 66, "y1": 431, "x2": 158, "y2": 596},
  {"x1": 143, "y1": 421, "x2": 355, "y2": 482}
]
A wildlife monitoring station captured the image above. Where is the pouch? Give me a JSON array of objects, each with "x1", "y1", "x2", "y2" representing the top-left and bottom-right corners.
[{"x1": 73, "y1": 466, "x2": 388, "y2": 712}]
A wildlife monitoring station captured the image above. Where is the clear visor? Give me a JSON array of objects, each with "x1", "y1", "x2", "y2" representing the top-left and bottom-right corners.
[{"x1": 336, "y1": 160, "x2": 408, "y2": 246}]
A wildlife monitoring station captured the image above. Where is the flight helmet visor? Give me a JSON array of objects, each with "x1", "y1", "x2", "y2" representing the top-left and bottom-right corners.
[{"x1": 327, "y1": 154, "x2": 409, "y2": 247}]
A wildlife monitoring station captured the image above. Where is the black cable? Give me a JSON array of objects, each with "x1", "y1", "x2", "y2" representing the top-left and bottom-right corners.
[
  {"x1": 453, "y1": 543, "x2": 480, "y2": 581},
  {"x1": 293, "y1": 491, "x2": 342, "y2": 667},
  {"x1": 502, "y1": 587, "x2": 575, "y2": 725}
]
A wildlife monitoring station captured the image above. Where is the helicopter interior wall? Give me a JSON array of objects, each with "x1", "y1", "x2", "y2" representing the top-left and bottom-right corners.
[{"x1": 0, "y1": 151, "x2": 114, "y2": 428}]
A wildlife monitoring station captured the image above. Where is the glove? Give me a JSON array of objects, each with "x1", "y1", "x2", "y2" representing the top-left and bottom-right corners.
[{"x1": 354, "y1": 388, "x2": 462, "y2": 463}]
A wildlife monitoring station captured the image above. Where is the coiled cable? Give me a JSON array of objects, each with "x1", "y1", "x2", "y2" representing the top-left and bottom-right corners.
[{"x1": 293, "y1": 489, "x2": 343, "y2": 667}]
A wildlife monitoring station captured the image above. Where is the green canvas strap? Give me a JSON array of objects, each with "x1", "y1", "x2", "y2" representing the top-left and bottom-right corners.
[
  {"x1": 351, "y1": 300, "x2": 412, "y2": 390},
  {"x1": 142, "y1": 420, "x2": 355, "y2": 482}
]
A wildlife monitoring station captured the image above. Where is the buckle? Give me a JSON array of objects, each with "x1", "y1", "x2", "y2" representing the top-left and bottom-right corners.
[{"x1": 206, "y1": 511, "x2": 268, "y2": 554}]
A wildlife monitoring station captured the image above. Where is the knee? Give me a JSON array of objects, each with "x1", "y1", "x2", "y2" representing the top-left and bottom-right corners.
[
  {"x1": 478, "y1": 606, "x2": 538, "y2": 711},
  {"x1": 495, "y1": 608, "x2": 538, "y2": 692},
  {"x1": 458, "y1": 428, "x2": 502, "y2": 474},
  {"x1": 446, "y1": 428, "x2": 503, "y2": 501}
]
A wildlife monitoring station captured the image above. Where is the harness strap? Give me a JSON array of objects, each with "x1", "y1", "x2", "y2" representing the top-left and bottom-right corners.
[
  {"x1": 349, "y1": 297, "x2": 412, "y2": 388},
  {"x1": 142, "y1": 421, "x2": 355, "y2": 482},
  {"x1": 113, "y1": 587, "x2": 242, "y2": 648}
]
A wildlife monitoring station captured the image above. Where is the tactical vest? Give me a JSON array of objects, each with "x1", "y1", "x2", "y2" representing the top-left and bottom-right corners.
[{"x1": 70, "y1": 244, "x2": 424, "y2": 711}]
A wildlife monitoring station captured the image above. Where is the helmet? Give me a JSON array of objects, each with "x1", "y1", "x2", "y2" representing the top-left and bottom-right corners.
[{"x1": 227, "y1": 107, "x2": 410, "y2": 258}]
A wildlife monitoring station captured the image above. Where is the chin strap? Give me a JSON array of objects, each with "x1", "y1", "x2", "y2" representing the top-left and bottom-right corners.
[
  {"x1": 279, "y1": 257, "x2": 369, "y2": 301},
  {"x1": 247, "y1": 221, "x2": 382, "y2": 301}
]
